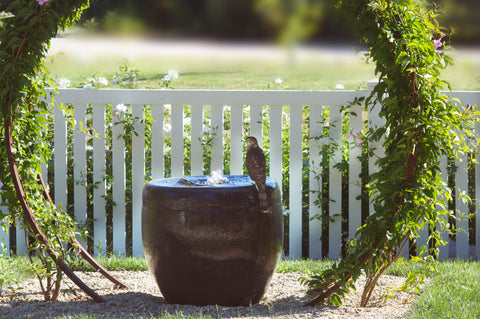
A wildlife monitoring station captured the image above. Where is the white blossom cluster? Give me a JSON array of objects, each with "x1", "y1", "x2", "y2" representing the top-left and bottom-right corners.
[{"x1": 161, "y1": 69, "x2": 179, "y2": 83}]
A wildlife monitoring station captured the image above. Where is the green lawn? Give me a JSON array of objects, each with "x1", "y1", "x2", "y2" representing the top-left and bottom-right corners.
[
  {"x1": 44, "y1": 43, "x2": 480, "y2": 91},
  {"x1": 406, "y1": 260, "x2": 480, "y2": 319}
]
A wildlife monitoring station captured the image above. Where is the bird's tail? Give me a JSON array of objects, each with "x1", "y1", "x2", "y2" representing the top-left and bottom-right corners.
[{"x1": 257, "y1": 184, "x2": 269, "y2": 213}]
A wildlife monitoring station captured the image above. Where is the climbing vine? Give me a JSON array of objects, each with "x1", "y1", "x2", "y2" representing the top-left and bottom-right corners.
[
  {"x1": 0, "y1": 0, "x2": 127, "y2": 302},
  {"x1": 304, "y1": 0, "x2": 478, "y2": 306}
]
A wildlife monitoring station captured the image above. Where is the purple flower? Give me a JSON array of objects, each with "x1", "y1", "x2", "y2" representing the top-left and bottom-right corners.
[
  {"x1": 466, "y1": 104, "x2": 474, "y2": 111},
  {"x1": 433, "y1": 34, "x2": 445, "y2": 50},
  {"x1": 345, "y1": 128, "x2": 364, "y2": 148},
  {"x1": 36, "y1": 0, "x2": 48, "y2": 5}
]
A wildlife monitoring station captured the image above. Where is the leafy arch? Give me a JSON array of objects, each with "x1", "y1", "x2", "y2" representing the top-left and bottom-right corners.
[
  {"x1": 304, "y1": 0, "x2": 477, "y2": 306},
  {"x1": 0, "y1": 0, "x2": 127, "y2": 302}
]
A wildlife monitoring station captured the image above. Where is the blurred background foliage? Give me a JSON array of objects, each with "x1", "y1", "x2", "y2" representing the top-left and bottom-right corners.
[{"x1": 76, "y1": 0, "x2": 480, "y2": 44}]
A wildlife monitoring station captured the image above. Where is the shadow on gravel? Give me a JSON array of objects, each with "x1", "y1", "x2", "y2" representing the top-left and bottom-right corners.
[{"x1": 0, "y1": 290, "x2": 337, "y2": 318}]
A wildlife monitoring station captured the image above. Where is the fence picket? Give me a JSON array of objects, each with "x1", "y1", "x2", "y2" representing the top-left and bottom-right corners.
[
  {"x1": 309, "y1": 105, "x2": 323, "y2": 259},
  {"x1": 269, "y1": 106, "x2": 283, "y2": 193},
  {"x1": 112, "y1": 106, "x2": 126, "y2": 255},
  {"x1": 0, "y1": 222, "x2": 7, "y2": 255},
  {"x1": 455, "y1": 155, "x2": 469, "y2": 258},
  {"x1": 41, "y1": 163, "x2": 48, "y2": 186},
  {"x1": 73, "y1": 103, "x2": 87, "y2": 248},
  {"x1": 230, "y1": 105, "x2": 244, "y2": 175},
  {"x1": 348, "y1": 104, "x2": 363, "y2": 242},
  {"x1": 54, "y1": 102, "x2": 68, "y2": 213},
  {"x1": 289, "y1": 106, "x2": 303, "y2": 258},
  {"x1": 0, "y1": 183, "x2": 9, "y2": 255},
  {"x1": 131, "y1": 104, "x2": 145, "y2": 257},
  {"x1": 15, "y1": 219, "x2": 27, "y2": 255},
  {"x1": 211, "y1": 105, "x2": 224, "y2": 173},
  {"x1": 151, "y1": 105, "x2": 164, "y2": 180},
  {"x1": 38, "y1": 109, "x2": 49, "y2": 185},
  {"x1": 171, "y1": 105, "x2": 184, "y2": 177},
  {"x1": 92, "y1": 104, "x2": 106, "y2": 255},
  {"x1": 437, "y1": 156, "x2": 449, "y2": 259},
  {"x1": 190, "y1": 105, "x2": 204, "y2": 175},
  {"x1": 329, "y1": 106, "x2": 343, "y2": 259},
  {"x1": 477, "y1": 116, "x2": 480, "y2": 259},
  {"x1": 250, "y1": 105, "x2": 263, "y2": 146}
]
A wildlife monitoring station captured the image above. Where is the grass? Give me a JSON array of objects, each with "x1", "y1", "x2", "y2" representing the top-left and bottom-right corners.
[
  {"x1": 2, "y1": 256, "x2": 480, "y2": 318},
  {"x1": 406, "y1": 260, "x2": 480, "y2": 319},
  {"x1": 44, "y1": 42, "x2": 480, "y2": 91},
  {"x1": 0, "y1": 256, "x2": 34, "y2": 292},
  {"x1": 45, "y1": 53, "x2": 376, "y2": 91}
]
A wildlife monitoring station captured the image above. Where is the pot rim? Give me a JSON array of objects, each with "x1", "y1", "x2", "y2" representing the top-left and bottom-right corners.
[{"x1": 145, "y1": 175, "x2": 276, "y2": 189}]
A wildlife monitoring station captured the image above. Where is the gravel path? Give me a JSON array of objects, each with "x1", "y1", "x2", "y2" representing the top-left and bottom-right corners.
[{"x1": 0, "y1": 271, "x2": 414, "y2": 318}]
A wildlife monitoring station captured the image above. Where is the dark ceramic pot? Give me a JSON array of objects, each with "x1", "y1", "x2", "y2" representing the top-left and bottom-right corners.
[{"x1": 142, "y1": 175, "x2": 283, "y2": 306}]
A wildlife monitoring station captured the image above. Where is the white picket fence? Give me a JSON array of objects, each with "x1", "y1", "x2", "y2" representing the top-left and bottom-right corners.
[{"x1": 1, "y1": 80, "x2": 480, "y2": 259}]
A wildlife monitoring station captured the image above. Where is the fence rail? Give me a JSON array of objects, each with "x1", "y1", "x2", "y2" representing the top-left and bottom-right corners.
[{"x1": 1, "y1": 80, "x2": 480, "y2": 259}]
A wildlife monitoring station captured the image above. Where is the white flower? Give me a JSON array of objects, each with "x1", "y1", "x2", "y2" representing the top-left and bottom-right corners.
[
  {"x1": 115, "y1": 103, "x2": 127, "y2": 114},
  {"x1": 274, "y1": 78, "x2": 283, "y2": 85},
  {"x1": 167, "y1": 69, "x2": 179, "y2": 79},
  {"x1": 202, "y1": 124, "x2": 212, "y2": 133},
  {"x1": 82, "y1": 83, "x2": 93, "y2": 89},
  {"x1": 335, "y1": 83, "x2": 345, "y2": 90},
  {"x1": 112, "y1": 77, "x2": 121, "y2": 85},
  {"x1": 58, "y1": 78, "x2": 71, "y2": 88},
  {"x1": 86, "y1": 145, "x2": 94, "y2": 152},
  {"x1": 163, "y1": 104, "x2": 172, "y2": 111},
  {"x1": 183, "y1": 117, "x2": 191, "y2": 126},
  {"x1": 96, "y1": 77, "x2": 109, "y2": 86},
  {"x1": 161, "y1": 74, "x2": 172, "y2": 82},
  {"x1": 313, "y1": 137, "x2": 332, "y2": 147},
  {"x1": 163, "y1": 123, "x2": 172, "y2": 137},
  {"x1": 162, "y1": 70, "x2": 179, "y2": 82}
]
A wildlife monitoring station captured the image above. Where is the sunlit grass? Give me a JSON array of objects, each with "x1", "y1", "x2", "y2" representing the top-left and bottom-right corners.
[
  {"x1": 44, "y1": 44, "x2": 480, "y2": 91},
  {"x1": 0, "y1": 256, "x2": 34, "y2": 290},
  {"x1": 406, "y1": 260, "x2": 480, "y2": 319}
]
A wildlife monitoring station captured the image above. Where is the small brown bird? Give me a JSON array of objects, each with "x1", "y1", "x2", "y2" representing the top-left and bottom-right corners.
[{"x1": 245, "y1": 136, "x2": 269, "y2": 213}]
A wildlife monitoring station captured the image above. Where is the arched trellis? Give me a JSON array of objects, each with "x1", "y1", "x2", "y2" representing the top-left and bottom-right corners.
[
  {"x1": 303, "y1": 0, "x2": 477, "y2": 307},
  {"x1": 1, "y1": 0, "x2": 127, "y2": 302}
]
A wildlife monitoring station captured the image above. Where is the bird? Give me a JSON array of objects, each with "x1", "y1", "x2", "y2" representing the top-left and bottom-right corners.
[{"x1": 245, "y1": 136, "x2": 269, "y2": 213}]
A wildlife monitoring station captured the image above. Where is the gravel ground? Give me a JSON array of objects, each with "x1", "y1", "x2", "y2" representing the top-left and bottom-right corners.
[{"x1": 0, "y1": 271, "x2": 414, "y2": 318}]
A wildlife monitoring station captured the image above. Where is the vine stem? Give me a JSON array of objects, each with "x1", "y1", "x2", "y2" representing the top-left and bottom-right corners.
[
  {"x1": 360, "y1": 234, "x2": 410, "y2": 306},
  {"x1": 1, "y1": 7, "x2": 127, "y2": 299},
  {"x1": 304, "y1": 111, "x2": 421, "y2": 308},
  {"x1": 3, "y1": 115, "x2": 105, "y2": 303},
  {"x1": 37, "y1": 174, "x2": 129, "y2": 289}
]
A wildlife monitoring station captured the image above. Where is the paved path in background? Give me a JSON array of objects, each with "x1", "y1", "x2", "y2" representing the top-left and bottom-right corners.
[
  {"x1": 47, "y1": 37, "x2": 370, "y2": 62},
  {"x1": 48, "y1": 37, "x2": 480, "y2": 66}
]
